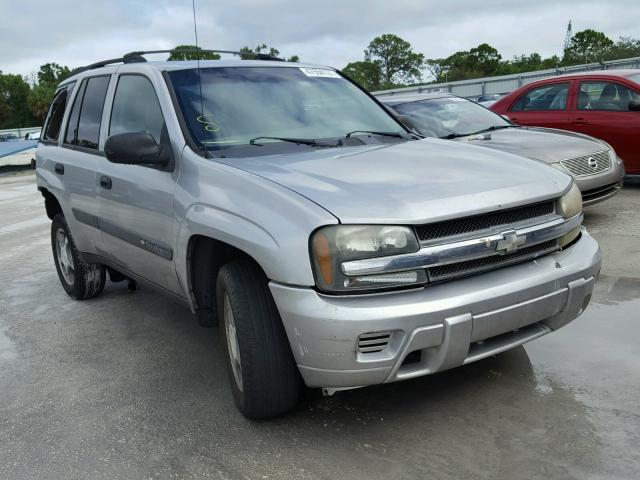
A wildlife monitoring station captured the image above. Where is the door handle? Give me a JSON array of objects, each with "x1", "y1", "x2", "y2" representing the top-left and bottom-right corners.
[
  {"x1": 573, "y1": 118, "x2": 589, "y2": 125},
  {"x1": 54, "y1": 163, "x2": 64, "y2": 175},
  {"x1": 99, "y1": 175, "x2": 112, "y2": 190}
]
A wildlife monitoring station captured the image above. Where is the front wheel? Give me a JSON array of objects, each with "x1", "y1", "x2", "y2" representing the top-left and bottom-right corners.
[
  {"x1": 216, "y1": 260, "x2": 301, "y2": 419},
  {"x1": 51, "y1": 213, "x2": 106, "y2": 300}
]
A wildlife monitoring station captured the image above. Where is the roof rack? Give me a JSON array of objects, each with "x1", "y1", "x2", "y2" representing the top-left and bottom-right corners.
[{"x1": 71, "y1": 49, "x2": 284, "y2": 74}]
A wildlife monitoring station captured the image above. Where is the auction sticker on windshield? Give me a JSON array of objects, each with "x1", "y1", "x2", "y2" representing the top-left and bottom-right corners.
[{"x1": 299, "y1": 67, "x2": 341, "y2": 78}]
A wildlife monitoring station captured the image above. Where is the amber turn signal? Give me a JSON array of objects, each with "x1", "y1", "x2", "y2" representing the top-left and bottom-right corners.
[{"x1": 313, "y1": 231, "x2": 333, "y2": 285}]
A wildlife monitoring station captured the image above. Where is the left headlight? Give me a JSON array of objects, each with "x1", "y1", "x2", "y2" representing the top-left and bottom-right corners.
[
  {"x1": 557, "y1": 182, "x2": 583, "y2": 247},
  {"x1": 311, "y1": 225, "x2": 425, "y2": 293},
  {"x1": 558, "y1": 182, "x2": 582, "y2": 218}
]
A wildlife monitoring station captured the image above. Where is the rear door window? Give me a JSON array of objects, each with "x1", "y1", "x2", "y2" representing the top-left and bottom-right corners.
[
  {"x1": 64, "y1": 76, "x2": 110, "y2": 150},
  {"x1": 578, "y1": 81, "x2": 640, "y2": 111},
  {"x1": 510, "y1": 83, "x2": 570, "y2": 111}
]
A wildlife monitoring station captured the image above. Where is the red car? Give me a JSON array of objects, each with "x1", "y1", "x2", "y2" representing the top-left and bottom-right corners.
[{"x1": 491, "y1": 70, "x2": 640, "y2": 174}]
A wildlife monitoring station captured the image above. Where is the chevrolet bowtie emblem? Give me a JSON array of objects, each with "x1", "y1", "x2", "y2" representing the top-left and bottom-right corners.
[{"x1": 496, "y1": 230, "x2": 526, "y2": 253}]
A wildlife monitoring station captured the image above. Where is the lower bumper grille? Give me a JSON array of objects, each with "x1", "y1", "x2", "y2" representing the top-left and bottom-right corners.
[
  {"x1": 428, "y1": 239, "x2": 560, "y2": 282},
  {"x1": 358, "y1": 331, "x2": 392, "y2": 353},
  {"x1": 582, "y1": 181, "x2": 621, "y2": 203}
]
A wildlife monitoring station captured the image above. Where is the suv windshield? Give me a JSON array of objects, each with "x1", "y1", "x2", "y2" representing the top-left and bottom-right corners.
[
  {"x1": 168, "y1": 66, "x2": 405, "y2": 154},
  {"x1": 392, "y1": 97, "x2": 511, "y2": 138}
]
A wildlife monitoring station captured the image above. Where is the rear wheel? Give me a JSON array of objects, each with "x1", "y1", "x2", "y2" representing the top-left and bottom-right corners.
[
  {"x1": 216, "y1": 260, "x2": 301, "y2": 419},
  {"x1": 51, "y1": 214, "x2": 106, "y2": 300}
]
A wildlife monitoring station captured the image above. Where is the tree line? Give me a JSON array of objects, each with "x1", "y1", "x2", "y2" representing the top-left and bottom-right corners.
[
  {"x1": 343, "y1": 29, "x2": 640, "y2": 90},
  {"x1": 2, "y1": 30, "x2": 639, "y2": 129}
]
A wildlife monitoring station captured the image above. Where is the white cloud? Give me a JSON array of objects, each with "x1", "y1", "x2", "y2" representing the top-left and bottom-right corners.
[{"x1": 1, "y1": 0, "x2": 638, "y2": 78}]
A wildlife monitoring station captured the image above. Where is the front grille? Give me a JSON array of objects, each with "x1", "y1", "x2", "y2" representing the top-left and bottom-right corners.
[
  {"x1": 561, "y1": 150, "x2": 611, "y2": 177},
  {"x1": 357, "y1": 331, "x2": 392, "y2": 353},
  {"x1": 428, "y1": 239, "x2": 559, "y2": 282},
  {"x1": 415, "y1": 201, "x2": 555, "y2": 242}
]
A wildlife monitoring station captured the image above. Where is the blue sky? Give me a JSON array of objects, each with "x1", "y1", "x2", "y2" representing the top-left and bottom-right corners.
[{"x1": 1, "y1": 0, "x2": 638, "y2": 79}]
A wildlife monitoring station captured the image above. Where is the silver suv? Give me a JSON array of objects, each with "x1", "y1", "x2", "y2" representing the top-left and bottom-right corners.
[{"x1": 36, "y1": 53, "x2": 601, "y2": 418}]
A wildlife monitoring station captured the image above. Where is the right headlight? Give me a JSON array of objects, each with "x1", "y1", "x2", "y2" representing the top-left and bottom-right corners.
[
  {"x1": 557, "y1": 182, "x2": 583, "y2": 247},
  {"x1": 310, "y1": 225, "x2": 425, "y2": 293},
  {"x1": 599, "y1": 140, "x2": 623, "y2": 166}
]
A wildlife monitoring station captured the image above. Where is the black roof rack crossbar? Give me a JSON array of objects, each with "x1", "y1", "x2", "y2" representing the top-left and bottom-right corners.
[
  {"x1": 71, "y1": 49, "x2": 284, "y2": 74},
  {"x1": 71, "y1": 53, "x2": 147, "y2": 75}
]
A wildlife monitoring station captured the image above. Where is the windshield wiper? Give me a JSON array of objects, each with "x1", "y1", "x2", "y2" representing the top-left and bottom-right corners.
[
  {"x1": 440, "y1": 132, "x2": 472, "y2": 139},
  {"x1": 249, "y1": 136, "x2": 322, "y2": 146},
  {"x1": 440, "y1": 125, "x2": 513, "y2": 139},
  {"x1": 474, "y1": 125, "x2": 513, "y2": 133},
  {"x1": 345, "y1": 130, "x2": 405, "y2": 138}
]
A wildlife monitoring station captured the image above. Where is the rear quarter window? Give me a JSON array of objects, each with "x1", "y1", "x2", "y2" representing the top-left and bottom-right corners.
[{"x1": 41, "y1": 82, "x2": 76, "y2": 143}]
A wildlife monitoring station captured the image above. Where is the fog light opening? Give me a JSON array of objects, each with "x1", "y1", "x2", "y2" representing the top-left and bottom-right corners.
[{"x1": 401, "y1": 350, "x2": 422, "y2": 366}]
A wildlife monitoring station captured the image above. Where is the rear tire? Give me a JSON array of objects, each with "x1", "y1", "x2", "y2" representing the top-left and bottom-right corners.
[
  {"x1": 216, "y1": 260, "x2": 301, "y2": 419},
  {"x1": 51, "y1": 213, "x2": 106, "y2": 300}
]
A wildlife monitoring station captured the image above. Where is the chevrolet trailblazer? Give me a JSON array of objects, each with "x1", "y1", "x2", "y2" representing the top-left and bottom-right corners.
[{"x1": 36, "y1": 51, "x2": 601, "y2": 418}]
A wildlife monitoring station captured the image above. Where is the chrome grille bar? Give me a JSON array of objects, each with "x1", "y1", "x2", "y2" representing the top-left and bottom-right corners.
[
  {"x1": 560, "y1": 150, "x2": 611, "y2": 177},
  {"x1": 341, "y1": 213, "x2": 582, "y2": 277}
]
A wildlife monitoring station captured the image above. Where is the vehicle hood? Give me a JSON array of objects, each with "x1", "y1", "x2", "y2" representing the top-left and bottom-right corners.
[
  {"x1": 215, "y1": 138, "x2": 571, "y2": 224},
  {"x1": 455, "y1": 126, "x2": 607, "y2": 164}
]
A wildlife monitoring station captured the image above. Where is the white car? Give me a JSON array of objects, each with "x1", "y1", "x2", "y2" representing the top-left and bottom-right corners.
[{"x1": 25, "y1": 131, "x2": 41, "y2": 141}]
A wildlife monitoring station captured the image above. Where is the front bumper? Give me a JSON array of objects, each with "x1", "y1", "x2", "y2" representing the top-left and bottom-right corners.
[
  {"x1": 270, "y1": 230, "x2": 601, "y2": 389},
  {"x1": 581, "y1": 179, "x2": 623, "y2": 207}
]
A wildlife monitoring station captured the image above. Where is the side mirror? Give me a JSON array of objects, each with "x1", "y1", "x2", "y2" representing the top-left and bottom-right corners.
[
  {"x1": 629, "y1": 100, "x2": 640, "y2": 111},
  {"x1": 104, "y1": 132, "x2": 172, "y2": 168}
]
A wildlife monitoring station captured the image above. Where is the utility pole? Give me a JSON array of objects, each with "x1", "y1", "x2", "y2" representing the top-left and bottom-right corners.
[{"x1": 563, "y1": 20, "x2": 573, "y2": 52}]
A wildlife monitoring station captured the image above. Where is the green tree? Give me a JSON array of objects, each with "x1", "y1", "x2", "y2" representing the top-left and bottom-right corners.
[
  {"x1": 341, "y1": 61, "x2": 382, "y2": 91},
  {"x1": 238, "y1": 44, "x2": 299, "y2": 62},
  {"x1": 0, "y1": 72, "x2": 35, "y2": 128},
  {"x1": 468, "y1": 43, "x2": 502, "y2": 74},
  {"x1": 239, "y1": 44, "x2": 279, "y2": 59},
  {"x1": 563, "y1": 29, "x2": 614, "y2": 64},
  {"x1": 21, "y1": 63, "x2": 73, "y2": 126},
  {"x1": 27, "y1": 83, "x2": 55, "y2": 124},
  {"x1": 428, "y1": 43, "x2": 502, "y2": 82},
  {"x1": 610, "y1": 36, "x2": 640, "y2": 60},
  {"x1": 364, "y1": 34, "x2": 424, "y2": 87},
  {"x1": 37, "y1": 63, "x2": 71, "y2": 87},
  {"x1": 167, "y1": 45, "x2": 221, "y2": 61}
]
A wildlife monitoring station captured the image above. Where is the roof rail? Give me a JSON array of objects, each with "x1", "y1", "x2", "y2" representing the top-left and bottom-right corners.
[{"x1": 71, "y1": 49, "x2": 284, "y2": 74}]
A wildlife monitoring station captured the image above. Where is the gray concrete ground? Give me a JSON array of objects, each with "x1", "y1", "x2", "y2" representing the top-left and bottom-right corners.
[{"x1": 1, "y1": 172, "x2": 639, "y2": 480}]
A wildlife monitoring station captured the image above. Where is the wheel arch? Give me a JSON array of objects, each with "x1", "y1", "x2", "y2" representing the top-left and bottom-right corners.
[
  {"x1": 38, "y1": 187, "x2": 63, "y2": 220},
  {"x1": 186, "y1": 234, "x2": 268, "y2": 327}
]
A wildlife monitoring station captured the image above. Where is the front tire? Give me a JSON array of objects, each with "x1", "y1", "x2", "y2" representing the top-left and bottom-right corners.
[
  {"x1": 51, "y1": 213, "x2": 106, "y2": 300},
  {"x1": 216, "y1": 260, "x2": 301, "y2": 419}
]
